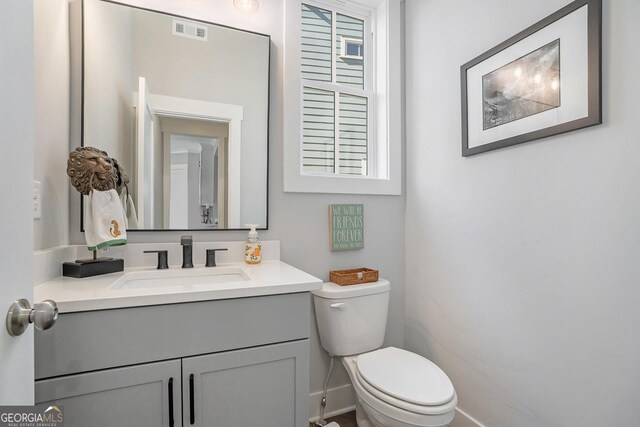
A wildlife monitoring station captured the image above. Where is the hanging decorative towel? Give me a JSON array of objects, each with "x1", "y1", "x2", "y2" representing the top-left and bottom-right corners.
[
  {"x1": 84, "y1": 189, "x2": 128, "y2": 251},
  {"x1": 119, "y1": 188, "x2": 139, "y2": 229}
]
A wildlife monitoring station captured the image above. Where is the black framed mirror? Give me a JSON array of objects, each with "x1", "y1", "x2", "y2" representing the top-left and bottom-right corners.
[{"x1": 81, "y1": 0, "x2": 270, "y2": 231}]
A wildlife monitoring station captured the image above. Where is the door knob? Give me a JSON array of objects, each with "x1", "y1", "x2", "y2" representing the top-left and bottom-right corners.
[{"x1": 6, "y1": 299, "x2": 58, "y2": 337}]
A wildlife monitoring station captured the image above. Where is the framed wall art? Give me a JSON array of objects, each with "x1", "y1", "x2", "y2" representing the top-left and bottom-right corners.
[{"x1": 461, "y1": 0, "x2": 601, "y2": 156}]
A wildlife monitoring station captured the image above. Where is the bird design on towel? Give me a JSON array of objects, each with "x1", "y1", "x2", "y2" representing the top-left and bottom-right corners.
[{"x1": 109, "y1": 220, "x2": 122, "y2": 238}]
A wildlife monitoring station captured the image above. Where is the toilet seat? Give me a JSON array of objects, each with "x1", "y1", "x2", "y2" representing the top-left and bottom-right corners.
[
  {"x1": 343, "y1": 354, "x2": 457, "y2": 427},
  {"x1": 356, "y1": 347, "x2": 455, "y2": 407},
  {"x1": 354, "y1": 348, "x2": 456, "y2": 415},
  {"x1": 355, "y1": 369, "x2": 454, "y2": 416}
]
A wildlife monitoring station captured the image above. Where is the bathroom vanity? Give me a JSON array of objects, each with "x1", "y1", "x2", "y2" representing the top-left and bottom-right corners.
[{"x1": 34, "y1": 259, "x2": 321, "y2": 427}]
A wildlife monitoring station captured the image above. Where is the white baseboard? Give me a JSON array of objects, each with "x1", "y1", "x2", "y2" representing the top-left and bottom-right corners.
[
  {"x1": 308, "y1": 383, "x2": 356, "y2": 423},
  {"x1": 451, "y1": 407, "x2": 487, "y2": 427}
]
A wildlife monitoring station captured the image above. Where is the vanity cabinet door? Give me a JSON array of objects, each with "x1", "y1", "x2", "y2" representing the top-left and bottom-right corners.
[
  {"x1": 35, "y1": 359, "x2": 182, "y2": 427},
  {"x1": 183, "y1": 340, "x2": 310, "y2": 427}
]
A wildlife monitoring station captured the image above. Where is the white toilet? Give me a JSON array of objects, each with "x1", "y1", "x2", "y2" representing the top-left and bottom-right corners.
[{"x1": 313, "y1": 279, "x2": 457, "y2": 427}]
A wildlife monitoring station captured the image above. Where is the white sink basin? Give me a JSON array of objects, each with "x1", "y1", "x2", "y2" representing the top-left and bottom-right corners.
[{"x1": 111, "y1": 267, "x2": 251, "y2": 291}]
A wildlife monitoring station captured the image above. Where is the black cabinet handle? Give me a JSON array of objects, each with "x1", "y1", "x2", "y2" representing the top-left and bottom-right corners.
[
  {"x1": 189, "y1": 373, "x2": 195, "y2": 425},
  {"x1": 168, "y1": 377, "x2": 175, "y2": 427}
]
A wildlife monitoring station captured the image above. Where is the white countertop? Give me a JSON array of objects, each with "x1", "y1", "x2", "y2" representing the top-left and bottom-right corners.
[{"x1": 34, "y1": 261, "x2": 322, "y2": 313}]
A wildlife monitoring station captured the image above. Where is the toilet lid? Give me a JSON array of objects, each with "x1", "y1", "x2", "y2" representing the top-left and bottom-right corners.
[{"x1": 356, "y1": 347, "x2": 455, "y2": 406}]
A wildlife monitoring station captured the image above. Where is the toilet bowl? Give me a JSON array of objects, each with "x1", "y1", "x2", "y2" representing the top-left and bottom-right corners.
[
  {"x1": 342, "y1": 348, "x2": 456, "y2": 427},
  {"x1": 312, "y1": 280, "x2": 457, "y2": 427}
]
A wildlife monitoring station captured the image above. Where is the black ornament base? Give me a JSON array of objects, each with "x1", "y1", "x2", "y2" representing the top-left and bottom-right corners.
[{"x1": 63, "y1": 258, "x2": 124, "y2": 278}]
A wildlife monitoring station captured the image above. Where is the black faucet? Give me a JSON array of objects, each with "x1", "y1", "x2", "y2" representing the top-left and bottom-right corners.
[
  {"x1": 143, "y1": 250, "x2": 169, "y2": 270},
  {"x1": 181, "y1": 235, "x2": 194, "y2": 268},
  {"x1": 205, "y1": 248, "x2": 228, "y2": 267}
]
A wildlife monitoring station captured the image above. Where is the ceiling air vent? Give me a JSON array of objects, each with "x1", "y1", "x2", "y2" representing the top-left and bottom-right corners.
[{"x1": 172, "y1": 19, "x2": 208, "y2": 42}]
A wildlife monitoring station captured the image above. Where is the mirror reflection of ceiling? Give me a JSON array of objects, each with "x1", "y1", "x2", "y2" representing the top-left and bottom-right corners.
[{"x1": 82, "y1": 0, "x2": 270, "y2": 231}]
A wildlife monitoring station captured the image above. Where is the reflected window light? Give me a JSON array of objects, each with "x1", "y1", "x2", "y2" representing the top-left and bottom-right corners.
[
  {"x1": 234, "y1": 0, "x2": 259, "y2": 13},
  {"x1": 514, "y1": 67, "x2": 522, "y2": 78},
  {"x1": 551, "y1": 79, "x2": 559, "y2": 91},
  {"x1": 534, "y1": 73, "x2": 542, "y2": 84}
]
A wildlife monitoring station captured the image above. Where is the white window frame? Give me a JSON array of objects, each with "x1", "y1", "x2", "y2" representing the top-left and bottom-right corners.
[{"x1": 284, "y1": 0, "x2": 402, "y2": 195}]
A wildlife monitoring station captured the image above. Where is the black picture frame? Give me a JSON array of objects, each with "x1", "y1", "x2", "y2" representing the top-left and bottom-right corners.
[{"x1": 461, "y1": 0, "x2": 601, "y2": 157}]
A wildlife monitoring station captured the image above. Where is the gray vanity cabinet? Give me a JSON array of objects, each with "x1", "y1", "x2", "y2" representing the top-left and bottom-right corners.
[
  {"x1": 34, "y1": 293, "x2": 311, "y2": 427},
  {"x1": 35, "y1": 359, "x2": 181, "y2": 427},
  {"x1": 184, "y1": 340, "x2": 309, "y2": 427}
]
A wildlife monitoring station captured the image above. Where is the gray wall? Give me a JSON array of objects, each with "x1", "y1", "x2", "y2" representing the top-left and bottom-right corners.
[
  {"x1": 69, "y1": 0, "x2": 406, "y2": 397},
  {"x1": 405, "y1": 0, "x2": 640, "y2": 426}
]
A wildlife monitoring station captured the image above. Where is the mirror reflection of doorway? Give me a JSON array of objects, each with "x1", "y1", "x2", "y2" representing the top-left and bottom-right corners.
[
  {"x1": 133, "y1": 79, "x2": 243, "y2": 229},
  {"x1": 169, "y1": 163, "x2": 188, "y2": 228},
  {"x1": 161, "y1": 117, "x2": 229, "y2": 229}
]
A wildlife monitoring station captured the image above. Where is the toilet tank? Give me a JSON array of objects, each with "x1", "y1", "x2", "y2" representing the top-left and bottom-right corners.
[{"x1": 312, "y1": 279, "x2": 390, "y2": 356}]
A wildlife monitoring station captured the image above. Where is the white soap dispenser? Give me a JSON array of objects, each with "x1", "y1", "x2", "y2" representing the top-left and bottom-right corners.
[{"x1": 245, "y1": 224, "x2": 262, "y2": 264}]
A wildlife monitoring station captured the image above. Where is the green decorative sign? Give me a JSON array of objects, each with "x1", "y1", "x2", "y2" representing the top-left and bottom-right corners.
[{"x1": 329, "y1": 204, "x2": 364, "y2": 251}]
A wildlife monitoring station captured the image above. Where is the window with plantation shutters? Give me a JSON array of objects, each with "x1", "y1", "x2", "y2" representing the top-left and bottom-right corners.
[
  {"x1": 301, "y1": 2, "x2": 371, "y2": 176},
  {"x1": 284, "y1": 0, "x2": 401, "y2": 195}
]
